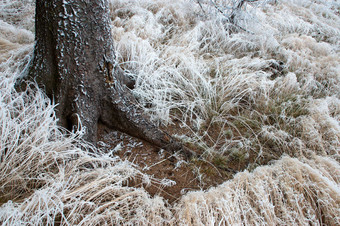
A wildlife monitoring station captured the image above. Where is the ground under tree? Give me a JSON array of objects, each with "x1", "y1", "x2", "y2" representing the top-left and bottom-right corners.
[{"x1": 24, "y1": 0, "x2": 194, "y2": 157}]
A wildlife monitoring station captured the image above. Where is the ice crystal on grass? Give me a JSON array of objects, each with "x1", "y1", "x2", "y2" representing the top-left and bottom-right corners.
[{"x1": 0, "y1": 0, "x2": 339, "y2": 225}]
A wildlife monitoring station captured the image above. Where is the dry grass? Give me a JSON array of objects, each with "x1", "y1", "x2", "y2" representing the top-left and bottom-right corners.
[
  {"x1": 174, "y1": 155, "x2": 340, "y2": 225},
  {"x1": 0, "y1": 0, "x2": 339, "y2": 225}
]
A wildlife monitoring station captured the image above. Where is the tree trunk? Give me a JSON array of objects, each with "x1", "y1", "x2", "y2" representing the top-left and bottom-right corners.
[{"x1": 27, "y1": 0, "x2": 193, "y2": 156}]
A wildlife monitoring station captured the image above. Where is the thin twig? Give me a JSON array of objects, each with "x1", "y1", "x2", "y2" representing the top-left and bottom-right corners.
[{"x1": 196, "y1": 0, "x2": 206, "y2": 14}]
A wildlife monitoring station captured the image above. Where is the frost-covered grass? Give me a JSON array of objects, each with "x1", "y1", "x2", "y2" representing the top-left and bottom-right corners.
[
  {"x1": 1, "y1": 0, "x2": 339, "y2": 225},
  {"x1": 0, "y1": 51, "x2": 172, "y2": 225},
  {"x1": 175, "y1": 155, "x2": 340, "y2": 225},
  {"x1": 111, "y1": 0, "x2": 339, "y2": 162}
]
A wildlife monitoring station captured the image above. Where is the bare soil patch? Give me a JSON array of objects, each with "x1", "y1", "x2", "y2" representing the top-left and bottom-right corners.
[{"x1": 97, "y1": 123, "x2": 250, "y2": 204}]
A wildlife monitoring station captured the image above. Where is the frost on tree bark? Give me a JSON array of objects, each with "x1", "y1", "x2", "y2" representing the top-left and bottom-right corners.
[{"x1": 27, "y1": 0, "x2": 193, "y2": 156}]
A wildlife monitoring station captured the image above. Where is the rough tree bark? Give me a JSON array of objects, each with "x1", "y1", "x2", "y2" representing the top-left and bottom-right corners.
[{"x1": 27, "y1": 0, "x2": 194, "y2": 156}]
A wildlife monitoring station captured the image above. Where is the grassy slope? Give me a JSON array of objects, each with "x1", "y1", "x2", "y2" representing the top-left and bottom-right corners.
[{"x1": 0, "y1": 0, "x2": 339, "y2": 225}]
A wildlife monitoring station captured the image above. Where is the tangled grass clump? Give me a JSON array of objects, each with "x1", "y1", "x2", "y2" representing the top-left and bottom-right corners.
[{"x1": 0, "y1": 0, "x2": 339, "y2": 225}]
